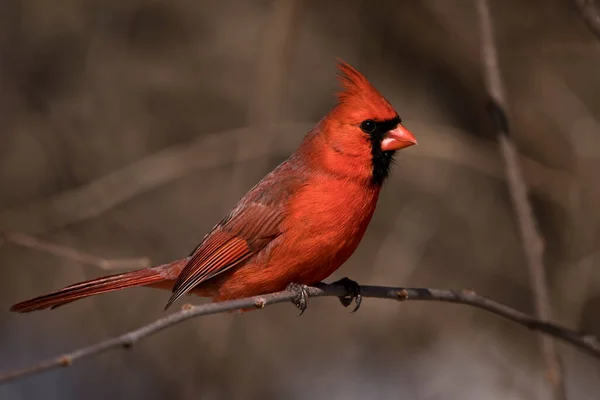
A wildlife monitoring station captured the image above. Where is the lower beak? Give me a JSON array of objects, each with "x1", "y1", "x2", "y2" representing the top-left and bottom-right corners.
[{"x1": 381, "y1": 125, "x2": 418, "y2": 151}]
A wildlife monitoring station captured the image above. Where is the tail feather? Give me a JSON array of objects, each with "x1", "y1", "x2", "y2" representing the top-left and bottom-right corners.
[{"x1": 10, "y1": 268, "x2": 167, "y2": 313}]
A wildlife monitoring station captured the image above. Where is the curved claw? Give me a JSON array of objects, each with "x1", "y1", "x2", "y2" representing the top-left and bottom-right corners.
[
  {"x1": 334, "y1": 277, "x2": 362, "y2": 313},
  {"x1": 286, "y1": 282, "x2": 309, "y2": 316}
]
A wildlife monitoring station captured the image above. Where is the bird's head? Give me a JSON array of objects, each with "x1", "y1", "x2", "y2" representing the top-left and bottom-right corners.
[{"x1": 315, "y1": 60, "x2": 417, "y2": 186}]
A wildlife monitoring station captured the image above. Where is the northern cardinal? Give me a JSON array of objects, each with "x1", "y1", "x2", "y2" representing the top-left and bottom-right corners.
[{"x1": 10, "y1": 60, "x2": 417, "y2": 314}]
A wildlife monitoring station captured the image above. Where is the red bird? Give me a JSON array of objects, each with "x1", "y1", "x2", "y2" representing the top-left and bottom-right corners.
[{"x1": 10, "y1": 60, "x2": 417, "y2": 314}]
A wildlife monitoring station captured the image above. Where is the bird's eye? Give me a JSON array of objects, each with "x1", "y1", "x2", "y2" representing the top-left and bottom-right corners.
[{"x1": 360, "y1": 120, "x2": 377, "y2": 133}]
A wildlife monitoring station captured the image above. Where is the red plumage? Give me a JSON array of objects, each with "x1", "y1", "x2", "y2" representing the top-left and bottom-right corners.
[{"x1": 10, "y1": 60, "x2": 417, "y2": 313}]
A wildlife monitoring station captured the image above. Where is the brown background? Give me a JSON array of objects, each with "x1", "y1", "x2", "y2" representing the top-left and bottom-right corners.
[{"x1": 1, "y1": 0, "x2": 599, "y2": 399}]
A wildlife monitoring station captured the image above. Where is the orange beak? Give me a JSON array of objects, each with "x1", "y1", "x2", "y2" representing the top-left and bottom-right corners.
[{"x1": 381, "y1": 124, "x2": 417, "y2": 151}]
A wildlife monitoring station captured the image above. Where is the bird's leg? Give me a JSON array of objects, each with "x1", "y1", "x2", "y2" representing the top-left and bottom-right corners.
[
  {"x1": 286, "y1": 282, "x2": 309, "y2": 316},
  {"x1": 333, "y1": 277, "x2": 362, "y2": 312}
]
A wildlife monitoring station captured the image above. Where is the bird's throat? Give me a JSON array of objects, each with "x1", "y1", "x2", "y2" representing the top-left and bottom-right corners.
[{"x1": 369, "y1": 139, "x2": 395, "y2": 185}]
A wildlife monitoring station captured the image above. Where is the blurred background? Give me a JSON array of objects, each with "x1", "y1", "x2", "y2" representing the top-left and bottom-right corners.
[{"x1": 0, "y1": 0, "x2": 599, "y2": 399}]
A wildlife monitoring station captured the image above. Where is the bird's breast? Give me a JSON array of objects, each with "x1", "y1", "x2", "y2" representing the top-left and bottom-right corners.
[
  {"x1": 290, "y1": 177, "x2": 378, "y2": 235},
  {"x1": 208, "y1": 173, "x2": 381, "y2": 300},
  {"x1": 275, "y1": 175, "x2": 380, "y2": 282}
]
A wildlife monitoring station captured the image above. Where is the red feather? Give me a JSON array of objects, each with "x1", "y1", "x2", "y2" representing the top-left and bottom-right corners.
[{"x1": 10, "y1": 60, "x2": 417, "y2": 313}]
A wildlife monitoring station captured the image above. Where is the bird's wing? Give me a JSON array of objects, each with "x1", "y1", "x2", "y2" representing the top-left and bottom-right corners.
[
  {"x1": 165, "y1": 166, "x2": 305, "y2": 309},
  {"x1": 164, "y1": 202, "x2": 284, "y2": 309}
]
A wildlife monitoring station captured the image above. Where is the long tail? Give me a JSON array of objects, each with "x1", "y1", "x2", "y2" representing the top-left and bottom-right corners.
[{"x1": 10, "y1": 259, "x2": 189, "y2": 313}]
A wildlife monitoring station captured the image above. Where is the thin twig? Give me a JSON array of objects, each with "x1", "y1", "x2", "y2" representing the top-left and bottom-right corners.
[
  {"x1": 537, "y1": 72, "x2": 600, "y2": 329},
  {"x1": 227, "y1": 0, "x2": 300, "y2": 202},
  {"x1": 0, "y1": 122, "x2": 571, "y2": 237},
  {"x1": 1, "y1": 282, "x2": 598, "y2": 386},
  {"x1": 0, "y1": 124, "x2": 309, "y2": 235},
  {"x1": 475, "y1": 1, "x2": 566, "y2": 398},
  {"x1": 249, "y1": 0, "x2": 299, "y2": 126},
  {"x1": 572, "y1": 0, "x2": 600, "y2": 41},
  {"x1": 0, "y1": 232, "x2": 150, "y2": 270}
]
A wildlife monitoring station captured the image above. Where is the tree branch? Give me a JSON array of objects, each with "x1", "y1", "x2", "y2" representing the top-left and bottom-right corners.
[
  {"x1": 0, "y1": 124, "x2": 307, "y2": 235},
  {"x1": 226, "y1": 0, "x2": 300, "y2": 205},
  {"x1": 476, "y1": 1, "x2": 566, "y2": 398},
  {"x1": 0, "y1": 121, "x2": 572, "y2": 236},
  {"x1": 249, "y1": 0, "x2": 299, "y2": 126},
  {"x1": 0, "y1": 232, "x2": 151, "y2": 270},
  {"x1": 572, "y1": 0, "x2": 600, "y2": 41},
  {"x1": 1, "y1": 282, "x2": 599, "y2": 386}
]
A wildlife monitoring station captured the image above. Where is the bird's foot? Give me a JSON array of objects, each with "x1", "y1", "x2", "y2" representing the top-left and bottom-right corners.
[
  {"x1": 334, "y1": 277, "x2": 362, "y2": 312},
  {"x1": 286, "y1": 282, "x2": 310, "y2": 316}
]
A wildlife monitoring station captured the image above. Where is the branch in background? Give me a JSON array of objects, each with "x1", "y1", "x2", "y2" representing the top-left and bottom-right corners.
[
  {"x1": 536, "y1": 72, "x2": 600, "y2": 328},
  {"x1": 227, "y1": 0, "x2": 300, "y2": 204},
  {"x1": 0, "y1": 122, "x2": 571, "y2": 237},
  {"x1": 0, "y1": 124, "x2": 310, "y2": 235},
  {"x1": 0, "y1": 232, "x2": 150, "y2": 270},
  {"x1": 555, "y1": 250, "x2": 599, "y2": 328},
  {"x1": 1, "y1": 281, "x2": 598, "y2": 386},
  {"x1": 573, "y1": 0, "x2": 600, "y2": 41},
  {"x1": 475, "y1": 1, "x2": 566, "y2": 399},
  {"x1": 249, "y1": 0, "x2": 300, "y2": 126}
]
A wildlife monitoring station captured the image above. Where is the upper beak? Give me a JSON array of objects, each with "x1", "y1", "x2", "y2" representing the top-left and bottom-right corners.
[{"x1": 381, "y1": 124, "x2": 418, "y2": 151}]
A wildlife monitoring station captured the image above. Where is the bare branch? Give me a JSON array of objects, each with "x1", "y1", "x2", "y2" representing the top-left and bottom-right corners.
[
  {"x1": 476, "y1": 1, "x2": 566, "y2": 398},
  {"x1": 572, "y1": 0, "x2": 600, "y2": 41},
  {"x1": 0, "y1": 122, "x2": 572, "y2": 237},
  {"x1": 0, "y1": 123, "x2": 310, "y2": 235},
  {"x1": 227, "y1": 0, "x2": 300, "y2": 204},
  {"x1": 0, "y1": 232, "x2": 150, "y2": 270},
  {"x1": 1, "y1": 282, "x2": 598, "y2": 386},
  {"x1": 249, "y1": 0, "x2": 300, "y2": 126}
]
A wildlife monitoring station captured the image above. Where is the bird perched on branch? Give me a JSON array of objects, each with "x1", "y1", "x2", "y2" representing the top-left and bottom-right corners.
[{"x1": 10, "y1": 60, "x2": 417, "y2": 315}]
